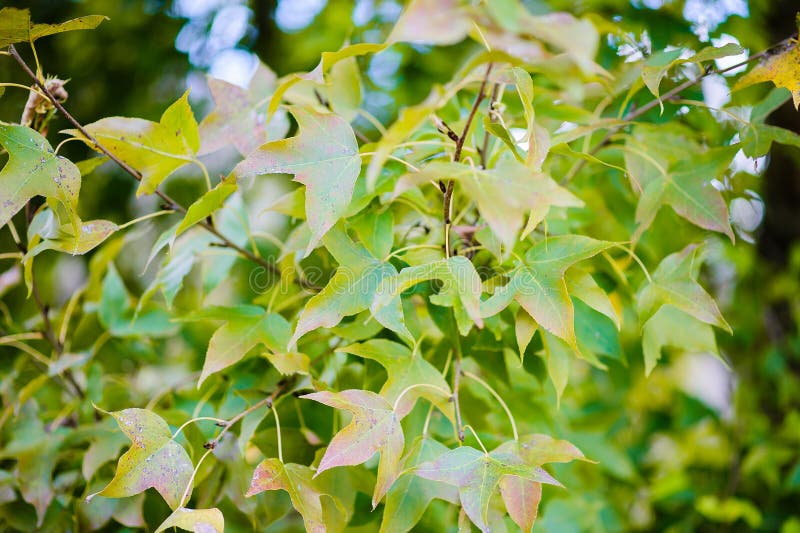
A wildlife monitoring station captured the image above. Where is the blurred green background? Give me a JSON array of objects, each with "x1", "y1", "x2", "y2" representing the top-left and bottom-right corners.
[{"x1": 0, "y1": 0, "x2": 798, "y2": 531}]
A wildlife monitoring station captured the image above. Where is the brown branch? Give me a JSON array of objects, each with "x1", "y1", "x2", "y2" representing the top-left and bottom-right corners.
[
  {"x1": 443, "y1": 62, "x2": 494, "y2": 257},
  {"x1": 8, "y1": 45, "x2": 280, "y2": 278},
  {"x1": 561, "y1": 37, "x2": 796, "y2": 184},
  {"x1": 203, "y1": 379, "x2": 291, "y2": 449}
]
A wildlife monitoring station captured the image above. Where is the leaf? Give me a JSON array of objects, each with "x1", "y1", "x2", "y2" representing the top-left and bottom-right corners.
[
  {"x1": 199, "y1": 61, "x2": 290, "y2": 156},
  {"x1": 628, "y1": 139, "x2": 736, "y2": 241},
  {"x1": 98, "y1": 264, "x2": 177, "y2": 338},
  {"x1": 515, "y1": 308, "x2": 538, "y2": 361},
  {"x1": 394, "y1": 160, "x2": 583, "y2": 249},
  {"x1": 65, "y1": 91, "x2": 200, "y2": 196},
  {"x1": 380, "y1": 437, "x2": 459, "y2": 533},
  {"x1": 414, "y1": 445, "x2": 560, "y2": 533},
  {"x1": 373, "y1": 256, "x2": 484, "y2": 336},
  {"x1": 154, "y1": 507, "x2": 224, "y2": 533},
  {"x1": 388, "y1": 0, "x2": 471, "y2": 45},
  {"x1": 642, "y1": 306, "x2": 719, "y2": 374},
  {"x1": 481, "y1": 235, "x2": 616, "y2": 346},
  {"x1": 87, "y1": 408, "x2": 193, "y2": 510},
  {"x1": 246, "y1": 458, "x2": 332, "y2": 533},
  {"x1": 565, "y1": 268, "x2": 621, "y2": 330},
  {"x1": 26, "y1": 202, "x2": 117, "y2": 257},
  {"x1": 301, "y1": 389, "x2": 404, "y2": 507},
  {"x1": 337, "y1": 339, "x2": 452, "y2": 419},
  {"x1": 0, "y1": 124, "x2": 81, "y2": 230},
  {"x1": 641, "y1": 49, "x2": 685, "y2": 109},
  {"x1": 233, "y1": 106, "x2": 360, "y2": 254},
  {"x1": 0, "y1": 8, "x2": 107, "y2": 47},
  {"x1": 175, "y1": 175, "x2": 237, "y2": 236},
  {"x1": 637, "y1": 243, "x2": 731, "y2": 333},
  {"x1": 733, "y1": 41, "x2": 800, "y2": 109},
  {"x1": 498, "y1": 476, "x2": 541, "y2": 533},
  {"x1": 189, "y1": 305, "x2": 296, "y2": 385},
  {"x1": 289, "y1": 225, "x2": 412, "y2": 348},
  {"x1": 540, "y1": 329, "x2": 572, "y2": 403}
]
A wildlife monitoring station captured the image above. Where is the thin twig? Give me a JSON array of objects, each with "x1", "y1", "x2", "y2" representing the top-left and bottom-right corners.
[
  {"x1": 561, "y1": 36, "x2": 795, "y2": 184},
  {"x1": 8, "y1": 45, "x2": 280, "y2": 278},
  {"x1": 479, "y1": 82, "x2": 501, "y2": 169}
]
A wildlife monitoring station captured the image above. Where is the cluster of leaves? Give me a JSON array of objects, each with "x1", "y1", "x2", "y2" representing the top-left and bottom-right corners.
[{"x1": 1, "y1": 1, "x2": 799, "y2": 531}]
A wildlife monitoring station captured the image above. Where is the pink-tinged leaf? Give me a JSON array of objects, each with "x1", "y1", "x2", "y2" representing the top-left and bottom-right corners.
[
  {"x1": 233, "y1": 106, "x2": 360, "y2": 255},
  {"x1": 154, "y1": 507, "x2": 224, "y2": 533},
  {"x1": 246, "y1": 458, "x2": 331, "y2": 533},
  {"x1": 495, "y1": 434, "x2": 592, "y2": 466},
  {"x1": 388, "y1": 0, "x2": 471, "y2": 45},
  {"x1": 302, "y1": 389, "x2": 404, "y2": 507},
  {"x1": 337, "y1": 340, "x2": 452, "y2": 419},
  {"x1": 86, "y1": 408, "x2": 193, "y2": 510},
  {"x1": 499, "y1": 476, "x2": 541, "y2": 533},
  {"x1": 415, "y1": 445, "x2": 560, "y2": 533},
  {"x1": 199, "y1": 61, "x2": 290, "y2": 156}
]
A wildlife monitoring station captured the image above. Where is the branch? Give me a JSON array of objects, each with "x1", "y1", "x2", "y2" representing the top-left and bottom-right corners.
[
  {"x1": 561, "y1": 36, "x2": 796, "y2": 184},
  {"x1": 8, "y1": 45, "x2": 280, "y2": 278},
  {"x1": 443, "y1": 62, "x2": 494, "y2": 257}
]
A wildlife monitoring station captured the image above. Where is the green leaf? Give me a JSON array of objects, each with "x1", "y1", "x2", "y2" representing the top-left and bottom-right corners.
[
  {"x1": 642, "y1": 306, "x2": 719, "y2": 375},
  {"x1": 540, "y1": 329, "x2": 572, "y2": 403},
  {"x1": 373, "y1": 256, "x2": 484, "y2": 336},
  {"x1": 189, "y1": 305, "x2": 299, "y2": 385},
  {"x1": 87, "y1": 408, "x2": 193, "y2": 510},
  {"x1": 641, "y1": 49, "x2": 685, "y2": 109},
  {"x1": 289, "y1": 225, "x2": 412, "y2": 348},
  {"x1": 337, "y1": 339, "x2": 452, "y2": 419},
  {"x1": 0, "y1": 8, "x2": 107, "y2": 47},
  {"x1": 233, "y1": 106, "x2": 360, "y2": 255},
  {"x1": 566, "y1": 268, "x2": 621, "y2": 330},
  {"x1": 0, "y1": 124, "x2": 81, "y2": 230},
  {"x1": 26, "y1": 203, "x2": 117, "y2": 257},
  {"x1": 481, "y1": 235, "x2": 616, "y2": 346},
  {"x1": 302, "y1": 389, "x2": 404, "y2": 508},
  {"x1": 199, "y1": 61, "x2": 289, "y2": 156},
  {"x1": 515, "y1": 308, "x2": 538, "y2": 361},
  {"x1": 394, "y1": 160, "x2": 582, "y2": 249},
  {"x1": 246, "y1": 458, "x2": 334, "y2": 533},
  {"x1": 65, "y1": 91, "x2": 200, "y2": 196},
  {"x1": 415, "y1": 445, "x2": 560, "y2": 533},
  {"x1": 380, "y1": 437, "x2": 459, "y2": 533},
  {"x1": 98, "y1": 264, "x2": 177, "y2": 338},
  {"x1": 175, "y1": 175, "x2": 237, "y2": 236},
  {"x1": 637, "y1": 243, "x2": 731, "y2": 333},
  {"x1": 154, "y1": 507, "x2": 224, "y2": 533},
  {"x1": 629, "y1": 140, "x2": 736, "y2": 241}
]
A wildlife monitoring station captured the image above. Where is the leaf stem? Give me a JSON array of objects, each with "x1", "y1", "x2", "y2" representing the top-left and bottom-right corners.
[
  {"x1": 117, "y1": 209, "x2": 175, "y2": 230},
  {"x1": 271, "y1": 401, "x2": 283, "y2": 463},
  {"x1": 462, "y1": 370, "x2": 519, "y2": 441},
  {"x1": 179, "y1": 447, "x2": 213, "y2": 508},
  {"x1": 171, "y1": 416, "x2": 229, "y2": 441},
  {"x1": 392, "y1": 383, "x2": 450, "y2": 413},
  {"x1": 463, "y1": 424, "x2": 488, "y2": 454}
]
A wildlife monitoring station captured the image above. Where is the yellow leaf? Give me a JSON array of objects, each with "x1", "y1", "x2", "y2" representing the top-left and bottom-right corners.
[{"x1": 733, "y1": 41, "x2": 800, "y2": 109}]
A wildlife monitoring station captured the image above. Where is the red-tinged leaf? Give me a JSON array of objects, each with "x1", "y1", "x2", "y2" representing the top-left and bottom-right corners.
[
  {"x1": 154, "y1": 507, "x2": 224, "y2": 533},
  {"x1": 86, "y1": 408, "x2": 193, "y2": 510},
  {"x1": 302, "y1": 389, "x2": 404, "y2": 507},
  {"x1": 415, "y1": 446, "x2": 560, "y2": 533},
  {"x1": 233, "y1": 106, "x2": 360, "y2": 255},
  {"x1": 495, "y1": 434, "x2": 591, "y2": 467},
  {"x1": 499, "y1": 476, "x2": 542, "y2": 533},
  {"x1": 199, "y1": 61, "x2": 290, "y2": 156}
]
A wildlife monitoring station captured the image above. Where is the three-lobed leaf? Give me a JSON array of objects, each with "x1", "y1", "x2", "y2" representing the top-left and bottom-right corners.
[
  {"x1": 87, "y1": 408, "x2": 193, "y2": 510},
  {"x1": 302, "y1": 389, "x2": 404, "y2": 508},
  {"x1": 233, "y1": 106, "x2": 360, "y2": 255}
]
